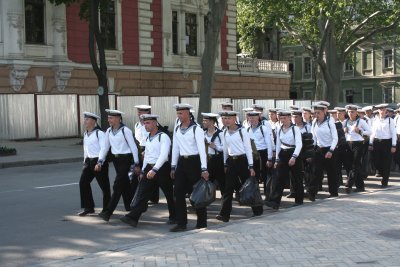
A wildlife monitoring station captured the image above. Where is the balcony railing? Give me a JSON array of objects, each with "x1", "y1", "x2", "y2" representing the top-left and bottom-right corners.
[{"x1": 237, "y1": 58, "x2": 289, "y2": 74}]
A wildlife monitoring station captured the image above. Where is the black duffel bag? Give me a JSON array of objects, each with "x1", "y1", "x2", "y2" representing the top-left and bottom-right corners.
[
  {"x1": 190, "y1": 179, "x2": 217, "y2": 208},
  {"x1": 239, "y1": 176, "x2": 263, "y2": 207}
]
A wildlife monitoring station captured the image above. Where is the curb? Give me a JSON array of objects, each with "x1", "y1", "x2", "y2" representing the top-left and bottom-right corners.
[{"x1": 0, "y1": 157, "x2": 82, "y2": 169}]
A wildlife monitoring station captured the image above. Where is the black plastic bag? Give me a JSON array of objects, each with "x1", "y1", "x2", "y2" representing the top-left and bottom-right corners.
[
  {"x1": 239, "y1": 176, "x2": 263, "y2": 207},
  {"x1": 189, "y1": 179, "x2": 216, "y2": 208}
]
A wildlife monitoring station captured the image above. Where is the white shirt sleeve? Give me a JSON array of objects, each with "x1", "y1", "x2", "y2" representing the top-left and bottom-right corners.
[
  {"x1": 154, "y1": 134, "x2": 171, "y2": 171},
  {"x1": 98, "y1": 128, "x2": 111, "y2": 163},
  {"x1": 123, "y1": 127, "x2": 140, "y2": 165},
  {"x1": 195, "y1": 126, "x2": 208, "y2": 170}
]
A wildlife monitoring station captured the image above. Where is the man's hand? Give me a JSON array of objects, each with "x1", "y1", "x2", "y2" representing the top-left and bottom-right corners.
[
  {"x1": 134, "y1": 166, "x2": 141, "y2": 175},
  {"x1": 249, "y1": 168, "x2": 255, "y2": 177},
  {"x1": 391, "y1": 147, "x2": 396, "y2": 154},
  {"x1": 325, "y1": 151, "x2": 333, "y2": 159},
  {"x1": 147, "y1": 170, "x2": 156, "y2": 179},
  {"x1": 94, "y1": 163, "x2": 102, "y2": 172},
  {"x1": 201, "y1": 171, "x2": 209, "y2": 181},
  {"x1": 266, "y1": 160, "x2": 273, "y2": 168},
  {"x1": 170, "y1": 170, "x2": 175, "y2": 179},
  {"x1": 288, "y1": 157, "x2": 296, "y2": 166},
  {"x1": 368, "y1": 145, "x2": 373, "y2": 151}
]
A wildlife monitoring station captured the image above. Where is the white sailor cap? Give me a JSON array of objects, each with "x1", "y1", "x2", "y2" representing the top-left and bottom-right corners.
[
  {"x1": 302, "y1": 107, "x2": 312, "y2": 112},
  {"x1": 140, "y1": 114, "x2": 159, "y2": 121},
  {"x1": 173, "y1": 103, "x2": 193, "y2": 110},
  {"x1": 373, "y1": 110, "x2": 379, "y2": 114},
  {"x1": 327, "y1": 109, "x2": 337, "y2": 113},
  {"x1": 135, "y1": 105, "x2": 151, "y2": 110},
  {"x1": 190, "y1": 109, "x2": 195, "y2": 113},
  {"x1": 83, "y1": 111, "x2": 100, "y2": 120},
  {"x1": 268, "y1": 108, "x2": 279, "y2": 113},
  {"x1": 218, "y1": 110, "x2": 239, "y2": 117},
  {"x1": 316, "y1": 101, "x2": 330, "y2": 107},
  {"x1": 278, "y1": 110, "x2": 291, "y2": 116},
  {"x1": 334, "y1": 107, "x2": 347, "y2": 112},
  {"x1": 105, "y1": 109, "x2": 125, "y2": 116},
  {"x1": 201, "y1": 112, "x2": 219, "y2": 119},
  {"x1": 220, "y1": 102, "x2": 234, "y2": 107},
  {"x1": 243, "y1": 107, "x2": 254, "y2": 112},
  {"x1": 387, "y1": 107, "x2": 394, "y2": 112},
  {"x1": 289, "y1": 105, "x2": 300, "y2": 110},
  {"x1": 375, "y1": 103, "x2": 389, "y2": 109},
  {"x1": 291, "y1": 110, "x2": 303, "y2": 116},
  {"x1": 312, "y1": 104, "x2": 327, "y2": 110},
  {"x1": 247, "y1": 111, "x2": 262, "y2": 116},
  {"x1": 357, "y1": 109, "x2": 366, "y2": 113},
  {"x1": 362, "y1": 106, "x2": 373, "y2": 111},
  {"x1": 345, "y1": 104, "x2": 359, "y2": 111},
  {"x1": 251, "y1": 104, "x2": 264, "y2": 110}
]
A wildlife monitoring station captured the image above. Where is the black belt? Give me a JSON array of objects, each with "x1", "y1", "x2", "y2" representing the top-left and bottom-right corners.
[
  {"x1": 113, "y1": 153, "x2": 132, "y2": 158},
  {"x1": 281, "y1": 148, "x2": 295, "y2": 152},
  {"x1": 229, "y1": 154, "x2": 246, "y2": 160},
  {"x1": 180, "y1": 154, "x2": 199, "y2": 159},
  {"x1": 374, "y1": 138, "x2": 391, "y2": 142}
]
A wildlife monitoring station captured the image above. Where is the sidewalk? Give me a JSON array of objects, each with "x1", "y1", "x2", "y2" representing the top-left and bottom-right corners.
[
  {"x1": 36, "y1": 187, "x2": 400, "y2": 267},
  {"x1": 0, "y1": 138, "x2": 82, "y2": 169}
]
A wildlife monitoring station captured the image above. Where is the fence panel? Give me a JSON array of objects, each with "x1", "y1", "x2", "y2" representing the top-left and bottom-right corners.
[
  {"x1": 150, "y1": 96, "x2": 179, "y2": 131},
  {"x1": 0, "y1": 94, "x2": 36, "y2": 140},
  {"x1": 37, "y1": 95, "x2": 78, "y2": 138},
  {"x1": 294, "y1": 100, "x2": 312, "y2": 109},
  {"x1": 180, "y1": 97, "x2": 199, "y2": 114},
  {"x1": 211, "y1": 98, "x2": 231, "y2": 113},
  {"x1": 275, "y1": 99, "x2": 294, "y2": 110},
  {"x1": 254, "y1": 99, "x2": 276, "y2": 112},
  {"x1": 117, "y1": 96, "x2": 149, "y2": 130},
  {"x1": 233, "y1": 99, "x2": 254, "y2": 121},
  {"x1": 79, "y1": 95, "x2": 118, "y2": 131}
]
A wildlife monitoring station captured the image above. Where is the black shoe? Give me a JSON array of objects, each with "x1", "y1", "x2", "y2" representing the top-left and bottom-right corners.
[
  {"x1": 77, "y1": 209, "x2": 95, "y2": 216},
  {"x1": 166, "y1": 219, "x2": 178, "y2": 225},
  {"x1": 329, "y1": 193, "x2": 339, "y2": 198},
  {"x1": 98, "y1": 211, "x2": 111, "y2": 222},
  {"x1": 196, "y1": 224, "x2": 207, "y2": 229},
  {"x1": 215, "y1": 214, "x2": 229, "y2": 222},
  {"x1": 169, "y1": 225, "x2": 187, "y2": 232},
  {"x1": 381, "y1": 184, "x2": 388, "y2": 188},
  {"x1": 308, "y1": 194, "x2": 316, "y2": 202},
  {"x1": 148, "y1": 199, "x2": 159, "y2": 205},
  {"x1": 294, "y1": 201, "x2": 303, "y2": 206},
  {"x1": 253, "y1": 211, "x2": 263, "y2": 216},
  {"x1": 286, "y1": 193, "x2": 296, "y2": 198},
  {"x1": 120, "y1": 216, "x2": 138, "y2": 227},
  {"x1": 345, "y1": 187, "x2": 352, "y2": 194}
]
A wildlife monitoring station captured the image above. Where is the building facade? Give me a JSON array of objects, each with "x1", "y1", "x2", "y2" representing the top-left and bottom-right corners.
[
  {"x1": 282, "y1": 44, "x2": 400, "y2": 104},
  {"x1": 0, "y1": 0, "x2": 290, "y2": 99}
]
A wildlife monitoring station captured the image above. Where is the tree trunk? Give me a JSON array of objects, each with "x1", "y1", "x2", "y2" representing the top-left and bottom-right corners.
[
  {"x1": 89, "y1": 0, "x2": 109, "y2": 129},
  {"x1": 197, "y1": 0, "x2": 228, "y2": 122}
]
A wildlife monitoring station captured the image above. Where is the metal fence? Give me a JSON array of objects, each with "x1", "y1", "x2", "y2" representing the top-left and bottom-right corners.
[{"x1": 0, "y1": 94, "x2": 317, "y2": 140}]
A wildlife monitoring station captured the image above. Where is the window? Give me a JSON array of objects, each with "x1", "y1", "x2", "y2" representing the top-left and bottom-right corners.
[
  {"x1": 383, "y1": 49, "x2": 393, "y2": 69},
  {"x1": 345, "y1": 89, "x2": 354, "y2": 103},
  {"x1": 100, "y1": 0, "x2": 116, "y2": 50},
  {"x1": 383, "y1": 87, "x2": 394, "y2": 103},
  {"x1": 172, "y1": 11, "x2": 178, "y2": 55},
  {"x1": 25, "y1": 0, "x2": 45, "y2": 44},
  {"x1": 304, "y1": 57, "x2": 311, "y2": 74},
  {"x1": 362, "y1": 50, "x2": 372, "y2": 70},
  {"x1": 362, "y1": 88, "x2": 373, "y2": 103},
  {"x1": 303, "y1": 90, "x2": 313, "y2": 100},
  {"x1": 185, "y1": 13, "x2": 197, "y2": 56},
  {"x1": 344, "y1": 62, "x2": 353, "y2": 71}
]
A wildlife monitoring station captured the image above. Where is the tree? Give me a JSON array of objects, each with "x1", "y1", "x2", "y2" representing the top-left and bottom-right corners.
[
  {"x1": 197, "y1": 0, "x2": 228, "y2": 121},
  {"x1": 237, "y1": 0, "x2": 400, "y2": 106},
  {"x1": 49, "y1": 0, "x2": 111, "y2": 129}
]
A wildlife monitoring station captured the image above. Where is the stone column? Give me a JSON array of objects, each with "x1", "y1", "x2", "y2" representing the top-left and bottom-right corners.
[
  {"x1": 51, "y1": 4, "x2": 67, "y2": 61},
  {"x1": 4, "y1": 0, "x2": 24, "y2": 58}
]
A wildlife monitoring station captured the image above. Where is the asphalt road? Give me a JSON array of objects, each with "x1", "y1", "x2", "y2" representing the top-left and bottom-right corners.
[{"x1": 0, "y1": 162, "x2": 256, "y2": 267}]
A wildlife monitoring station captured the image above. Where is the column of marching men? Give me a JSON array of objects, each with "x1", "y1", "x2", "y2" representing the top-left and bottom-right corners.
[{"x1": 77, "y1": 100, "x2": 398, "y2": 231}]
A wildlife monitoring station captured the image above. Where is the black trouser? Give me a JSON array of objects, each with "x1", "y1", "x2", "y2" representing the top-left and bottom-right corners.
[
  {"x1": 79, "y1": 158, "x2": 111, "y2": 210},
  {"x1": 309, "y1": 147, "x2": 337, "y2": 196},
  {"x1": 335, "y1": 144, "x2": 351, "y2": 185},
  {"x1": 208, "y1": 153, "x2": 225, "y2": 194},
  {"x1": 270, "y1": 149, "x2": 304, "y2": 205},
  {"x1": 127, "y1": 162, "x2": 175, "y2": 221},
  {"x1": 373, "y1": 139, "x2": 392, "y2": 186},
  {"x1": 219, "y1": 156, "x2": 263, "y2": 220},
  {"x1": 103, "y1": 154, "x2": 133, "y2": 215},
  {"x1": 264, "y1": 156, "x2": 276, "y2": 201},
  {"x1": 255, "y1": 149, "x2": 268, "y2": 190},
  {"x1": 174, "y1": 155, "x2": 207, "y2": 228},
  {"x1": 360, "y1": 138, "x2": 370, "y2": 179},
  {"x1": 347, "y1": 141, "x2": 365, "y2": 190}
]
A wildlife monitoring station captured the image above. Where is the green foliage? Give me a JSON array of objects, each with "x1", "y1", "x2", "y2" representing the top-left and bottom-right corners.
[
  {"x1": 0, "y1": 146, "x2": 17, "y2": 156},
  {"x1": 237, "y1": 0, "x2": 400, "y2": 59}
]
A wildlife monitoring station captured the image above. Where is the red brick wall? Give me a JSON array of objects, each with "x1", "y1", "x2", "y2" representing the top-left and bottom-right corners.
[
  {"x1": 150, "y1": 0, "x2": 163, "y2": 67},
  {"x1": 220, "y1": 14, "x2": 229, "y2": 70},
  {"x1": 122, "y1": 0, "x2": 140, "y2": 65},
  {"x1": 66, "y1": 4, "x2": 90, "y2": 63}
]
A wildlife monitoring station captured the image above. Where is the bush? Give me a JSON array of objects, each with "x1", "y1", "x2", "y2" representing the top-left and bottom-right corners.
[{"x1": 0, "y1": 146, "x2": 17, "y2": 156}]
